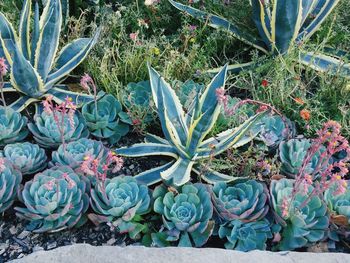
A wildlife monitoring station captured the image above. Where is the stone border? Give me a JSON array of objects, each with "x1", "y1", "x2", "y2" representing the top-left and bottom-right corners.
[{"x1": 10, "y1": 244, "x2": 350, "y2": 263}]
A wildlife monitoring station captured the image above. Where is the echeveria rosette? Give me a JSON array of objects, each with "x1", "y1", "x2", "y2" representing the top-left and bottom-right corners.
[
  {"x1": 0, "y1": 158, "x2": 22, "y2": 213},
  {"x1": 270, "y1": 179, "x2": 329, "y2": 251},
  {"x1": 0, "y1": 106, "x2": 28, "y2": 147},
  {"x1": 15, "y1": 166, "x2": 90, "y2": 233},
  {"x1": 279, "y1": 139, "x2": 325, "y2": 178},
  {"x1": 82, "y1": 94, "x2": 131, "y2": 145},
  {"x1": 2, "y1": 142, "x2": 47, "y2": 175},
  {"x1": 218, "y1": 219, "x2": 272, "y2": 251},
  {"x1": 50, "y1": 138, "x2": 108, "y2": 173},
  {"x1": 256, "y1": 115, "x2": 295, "y2": 150},
  {"x1": 89, "y1": 176, "x2": 151, "y2": 239},
  {"x1": 28, "y1": 110, "x2": 89, "y2": 149},
  {"x1": 123, "y1": 81, "x2": 152, "y2": 108},
  {"x1": 152, "y1": 183, "x2": 214, "y2": 247},
  {"x1": 211, "y1": 180, "x2": 269, "y2": 224},
  {"x1": 324, "y1": 182, "x2": 350, "y2": 240}
]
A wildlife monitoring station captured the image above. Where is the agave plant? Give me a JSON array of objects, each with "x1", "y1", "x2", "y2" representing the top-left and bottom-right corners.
[
  {"x1": 0, "y1": 0, "x2": 100, "y2": 112},
  {"x1": 256, "y1": 115, "x2": 295, "y2": 150},
  {"x1": 15, "y1": 166, "x2": 90, "y2": 232},
  {"x1": 89, "y1": 176, "x2": 151, "y2": 239},
  {"x1": 173, "y1": 79, "x2": 203, "y2": 109},
  {"x1": 270, "y1": 179, "x2": 329, "y2": 250},
  {"x1": 324, "y1": 181, "x2": 350, "y2": 239},
  {"x1": 2, "y1": 142, "x2": 47, "y2": 175},
  {"x1": 0, "y1": 106, "x2": 28, "y2": 147},
  {"x1": 116, "y1": 65, "x2": 267, "y2": 186},
  {"x1": 211, "y1": 180, "x2": 269, "y2": 224},
  {"x1": 50, "y1": 138, "x2": 108, "y2": 171},
  {"x1": 218, "y1": 219, "x2": 272, "y2": 251},
  {"x1": 169, "y1": 0, "x2": 350, "y2": 76},
  {"x1": 82, "y1": 94, "x2": 131, "y2": 145},
  {"x1": 279, "y1": 139, "x2": 324, "y2": 178},
  {"x1": 152, "y1": 183, "x2": 214, "y2": 247},
  {"x1": 0, "y1": 158, "x2": 22, "y2": 213},
  {"x1": 28, "y1": 109, "x2": 89, "y2": 149}
]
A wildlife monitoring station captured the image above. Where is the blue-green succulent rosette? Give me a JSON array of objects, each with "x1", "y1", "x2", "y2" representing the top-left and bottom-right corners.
[
  {"x1": 15, "y1": 166, "x2": 90, "y2": 233},
  {"x1": 50, "y1": 138, "x2": 109, "y2": 172},
  {"x1": 28, "y1": 110, "x2": 89, "y2": 149},
  {"x1": 152, "y1": 183, "x2": 214, "y2": 247},
  {"x1": 0, "y1": 158, "x2": 22, "y2": 213},
  {"x1": 270, "y1": 179, "x2": 329, "y2": 251},
  {"x1": 0, "y1": 106, "x2": 28, "y2": 147},
  {"x1": 89, "y1": 176, "x2": 151, "y2": 239},
  {"x1": 279, "y1": 139, "x2": 325, "y2": 178},
  {"x1": 82, "y1": 94, "x2": 131, "y2": 145},
  {"x1": 211, "y1": 180, "x2": 269, "y2": 224},
  {"x1": 324, "y1": 181, "x2": 350, "y2": 241},
  {"x1": 218, "y1": 218, "x2": 273, "y2": 251},
  {"x1": 2, "y1": 142, "x2": 47, "y2": 175}
]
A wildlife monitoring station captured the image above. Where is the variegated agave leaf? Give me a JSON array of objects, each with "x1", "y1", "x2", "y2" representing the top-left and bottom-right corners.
[
  {"x1": 116, "y1": 64, "x2": 268, "y2": 186},
  {"x1": 169, "y1": 0, "x2": 349, "y2": 78},
  {"x1": 0, "y1": 0, "x2": 100, "y2": 111}
]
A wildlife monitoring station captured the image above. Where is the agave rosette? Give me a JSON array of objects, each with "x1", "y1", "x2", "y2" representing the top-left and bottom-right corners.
[
  {"x1": 117, "y1": 64, "x2": 267, "y2": 186},
  {"x1": 0, "y1": 0, "x2": 100, "y2": 111},
  {"x1": 15, "y1": 166, "x2": 90, "y2": 232},
  {"x1": 169, "y1": 0, "x2": 350, "y2": 77},
  {"x1": 89, "y1": 176, "x2": 151, "y2": 239},
  {"x1": 2, "y1": 142, "x2": 47, "y2": 175}
]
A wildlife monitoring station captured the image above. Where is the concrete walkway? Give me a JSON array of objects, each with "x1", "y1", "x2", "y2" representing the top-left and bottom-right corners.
[{"x1": 11, "y1": 244, "x2": 350, "y2": 263}]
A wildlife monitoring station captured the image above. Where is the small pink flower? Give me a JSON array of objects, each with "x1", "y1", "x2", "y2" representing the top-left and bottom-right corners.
[
  {"x1": 189, "y1": 25, "x2": 197, "y2": 31},
  {"x1": 80, "y1": 73, "x2": 94, "y2": 91},
  {"x1": 0, "y1": 158, "x2": 6, "y2": 173},
  {"x1": 130, "y1": 32, "x2": 139, "y2": 41},
  {"x1": 42, "y1": 95, "x2": 54, "y2": 115},
  {"x1": 0, "y1": 57, "x2": 8, "y2": 76}
]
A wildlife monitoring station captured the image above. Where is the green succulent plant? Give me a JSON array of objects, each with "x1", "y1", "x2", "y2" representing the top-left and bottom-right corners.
[
  {"x1": 173, "y1": 79, "x2": 203, "y2": 110},
  {"x1": 169, "y1": 0, "x2": 350, "y2": 77},
  {"x1": 15, "y1": 166, "x2": 90, "y2": 232},
  {"x1": 50, "y1": 138, "x2": 108, "y2": 171},
  {"x1": 152, "y1": 183, "x2": 214, "y2": 247},
  {"x1": 270, "y1": 179, "x2": 329, "y2": 251},
  {"x1": 117, "y1": 64, "x2": 267, "y2": 186},
  {"x1": 256, "y1": 115, "x2": 295, "y2": 150},
  {"x1": 82, "y1": 94, "x2": 131, "y2": 145},
  {"x1": 279, "y1": 139, "x2": 324, "y2": 178},
  {"x1": 28, "y1": 109, "x2": 89, "y2": 149},
  {"x1": 0, "y1": 0, "x2": 100, "y2": 112},
  {"x1": 218, "y1": 219, "x2": 272, "y2": 251},
  {"x1": 211, "y1": 180, "x2": 269, "y2": 224},
  {"x1": 324, "y1": 181, "x2": 350, "y2": 240},
  {"x1": 0, "y1": 106, "x2": 28, "y2": 147},
  {"x1": 123, "y1": 81, "x2": 152, "y2": 108},
  {"x1": 2, "y1": 142, "x2": 47, "y2": 175},
  {"x1": 89, "y1": 176, "x2": 151, "y2": 239},
  {"x1": 0, "y1": 158, "x2": 22, "y2": 213}
]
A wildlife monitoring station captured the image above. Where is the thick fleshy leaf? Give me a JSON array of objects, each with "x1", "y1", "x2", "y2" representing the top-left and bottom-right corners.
[
  {"x1": 116, "y1": 143, "x2": 178, "y2": 158},
  {"x1": 168, "y1": 0, "x2": 268, "y2": 53},
  {"x1": 9, "y1": 96, "x2": 39, "y2": 112},
  {"x1": 206, "y1": 61, "x2": 259, "y2": 74},
  {"x1": 0, "y1": 12, "x2": 17, "y2": 41},
  {"x1": 31, "y1": 1, "x2": 40, "y2": 65},
  {"x1": 251, "y1": 0, "x2": 272, "y2": 50},
  {"x1": 161, "y1": 158, "x2": 194, "y2": 186},
  {"x1": 134, "y1": 161, "x2": 175, "y2": 185},
  {"x1": 19, "y1": 0, "x2": 32, "y2": 60},
  {"x1": 46, "y1": 86, "x2": 95, "y2": 107},
  {"x1": 34, "y1": 0, "x2": 62, "y2": 81},
  {"x1": 46, "y1": 28, "x2": 101, "y2": 89}
]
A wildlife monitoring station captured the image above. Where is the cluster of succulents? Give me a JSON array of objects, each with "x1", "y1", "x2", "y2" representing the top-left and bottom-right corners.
[
  {"x1": 0, "y1": 158, "x2": 22, "y2": 213},
  {"x1": 28, "y1": 110, "x2": 89, "y2": 149},
  {"x1": 15, "y1": 166, "x2": 90, "y2": 233},
  {"x1": 89, "y1": 176, "x2": 151, "y2": 239},
  {"x1": 82, "y1": 94, "x2": 131, "y2": 145},
  {"x1": 0, "y1": 106, "x2": 28, "y2": 147},
  {"x1": 1, "y1": 142, "x2": 47, "y2": 175}
]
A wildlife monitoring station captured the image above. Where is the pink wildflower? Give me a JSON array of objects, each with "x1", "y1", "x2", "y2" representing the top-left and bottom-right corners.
[
  {"x1": 130, "y1": 32, "x2": 139, "y2": 41},
  {"x1": 0, "y1": 57, "x2": 8, "y2": 76},
  {"x1": 42, "y1": 95, "x2": 54, "y2": 115},
  {"x1": 80, "y1": 73, "x2": 94, "y2": 92}
]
